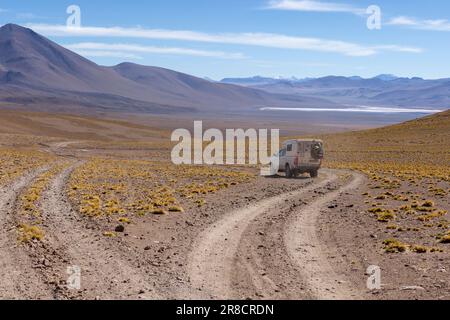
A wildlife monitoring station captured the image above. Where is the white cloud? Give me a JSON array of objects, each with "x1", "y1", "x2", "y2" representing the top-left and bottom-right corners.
[
  {"x1": 266, "y1": 0, "x2": 365, "y2": 15},
  {"x1": 388, "y1": 16, "x2": 450, "y2": 31},
  {"x1": 28, "y1": 24, "x2": 422, "y2": 57},
  {"x1": 16, "y1": 12, "x2": 47, "y2": 20},
  {"x1": 388, "y1": 16, "x2": 418, "y2": 26},
  {"x1": 73, "y1": 50, "x2": 143, "y2": 60},
  {"x1": 373, "y1": 45, "x2": 422, "y2": 54},
  {"x1": 65, "y1": 42, "x2": 246, "y2": 59}
]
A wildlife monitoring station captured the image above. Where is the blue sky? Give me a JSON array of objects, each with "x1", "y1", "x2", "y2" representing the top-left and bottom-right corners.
[{"x1": 1, "y1": 0, "x2": 450, "y2": 80}]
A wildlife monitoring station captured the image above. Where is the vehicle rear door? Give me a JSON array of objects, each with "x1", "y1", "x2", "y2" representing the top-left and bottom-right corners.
[{"x1": 279, "y1": 148, "x2": 287, "y2": 171}]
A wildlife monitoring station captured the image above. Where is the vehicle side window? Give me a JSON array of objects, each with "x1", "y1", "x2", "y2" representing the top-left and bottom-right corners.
[
  {"x1": 279, "y1": 149, "x2": 286, "y2": 157},
  {"x1": 287, "y1": 144, "x2": 293, "y2": 152}
]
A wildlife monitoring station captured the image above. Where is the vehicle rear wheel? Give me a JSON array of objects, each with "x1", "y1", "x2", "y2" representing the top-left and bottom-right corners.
[
  {"x1": 286, "y1": 164, "x2": 293, "y2": 179},
  {"x1": 310, "y1": 170, "x2": 318, "y2": 178}
]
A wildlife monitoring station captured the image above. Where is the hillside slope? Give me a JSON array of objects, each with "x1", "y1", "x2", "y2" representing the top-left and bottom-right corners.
[{"x1": 323, "y1": 110, "x2": 450, "y2": 156}]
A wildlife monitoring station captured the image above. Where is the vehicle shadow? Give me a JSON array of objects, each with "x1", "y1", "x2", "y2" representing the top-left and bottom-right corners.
[{"x1": 264, "y1": 174, "x2": 311, "y2": 180}]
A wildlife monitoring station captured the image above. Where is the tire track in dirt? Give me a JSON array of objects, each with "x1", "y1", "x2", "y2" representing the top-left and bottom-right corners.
[
  {"x1": 284, "y1": 171, "x2": 364, "y2": 300},
  {"x1": 0, "y1": 168, "x2": 54, "y2": 299},
  {"x1": 187, "y1": 172, "x2": 337, "y2": 299},
  {"x1": 37, "y1": 162, "x2": 159, "y2": 300}
]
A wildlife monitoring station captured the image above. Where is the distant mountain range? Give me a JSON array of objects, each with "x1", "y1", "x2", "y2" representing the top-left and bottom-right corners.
[
  {"x1": 0, "y1": 23, "x2": 334, "y2": 115},
  {"x1": 221, "y1": 74, "x2": 403, "y2": 86},
  {"x1": 0, "y1": 23, "x2": 448, "y2": 117},
  {"x1": 221, "y1": 75, "x2": 450, "y2": 109}
]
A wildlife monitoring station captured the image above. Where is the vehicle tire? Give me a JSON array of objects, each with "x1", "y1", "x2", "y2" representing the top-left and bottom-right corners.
[
  {"x1": 293, "y1": 169, "x2": 299, "y2": 178},
  {"x1": 286, "y1": 164, "x2": 293, "y2": 179},
  {"x1": 310, "y1": 170, "x2": 318, "y2": 178}
]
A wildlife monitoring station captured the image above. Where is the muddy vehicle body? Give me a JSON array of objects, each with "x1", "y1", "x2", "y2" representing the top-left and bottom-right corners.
[{"x1": 278, "y1": 139, "x2": 324, "y2": 178}]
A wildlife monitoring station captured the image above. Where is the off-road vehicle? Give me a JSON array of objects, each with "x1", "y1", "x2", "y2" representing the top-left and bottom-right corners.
[{"x1": 277, "y1": 139, "x2": 324, "y2": 178}]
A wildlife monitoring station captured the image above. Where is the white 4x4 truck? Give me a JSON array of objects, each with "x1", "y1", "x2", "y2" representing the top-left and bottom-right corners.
[{"x1": 270, "y1": 139, "x2": 324, "y2": 178}]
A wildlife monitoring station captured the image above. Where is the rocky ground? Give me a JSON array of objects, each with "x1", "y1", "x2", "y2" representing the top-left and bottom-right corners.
[{"x1": 0, "y1": 141, "x2": 448, "y2": 300}]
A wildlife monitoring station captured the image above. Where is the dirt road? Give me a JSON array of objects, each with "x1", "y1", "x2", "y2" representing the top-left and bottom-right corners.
[
  {"x1": 3, "y1": 143, "x2": 446, "y2": 301},
  {"x1": 284, "y1": 172, "x2": 364, "y2": 299},
  {"x1": 0, "y1": 168, "x2": 54, "y2": 299},
  {"x1": 1, "y1": 153, "x2": 367, "y2": 300},
  {"x1": 0, "y1": 138, "x2": 378, "y2": 300},
  {"x1": 0, "y1": 144, "x2": 160, "y2": 300},
  {"x1": 186, "y1": 170, "x2": 364, "y2": 300},
  {"x1": 34, "y1": 162, "x2": 159, "y2": 299}
]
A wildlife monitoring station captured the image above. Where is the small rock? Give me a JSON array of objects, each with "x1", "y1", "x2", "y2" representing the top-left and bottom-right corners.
[
  {"x1": 371, "y1": 290, "x2": 380, "y2": 295},
  {"x1": 144, "y1": 246, "x2": 151, "y2": 251},
  {"x1": 115, "y1": 225, "x2": 125, "y2": 233}
]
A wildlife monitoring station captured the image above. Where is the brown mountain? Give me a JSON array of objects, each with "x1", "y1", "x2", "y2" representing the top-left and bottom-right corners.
[{"x1": 0, "y1": 23, "x2": 335, "y2": 115}]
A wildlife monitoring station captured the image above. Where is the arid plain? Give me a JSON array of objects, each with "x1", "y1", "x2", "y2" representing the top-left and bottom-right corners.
[{"x1": 0, "y1": 109, "x2": 448, "y2": 300}]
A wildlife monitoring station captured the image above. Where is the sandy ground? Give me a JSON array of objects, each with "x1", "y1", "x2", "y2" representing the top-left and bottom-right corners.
[
  {"x1": 0, "y1": 142, "x2": 448, "y2": 300},
  {"x1": 317, "y1": 180, "x2": 450, "y2": 300}
]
